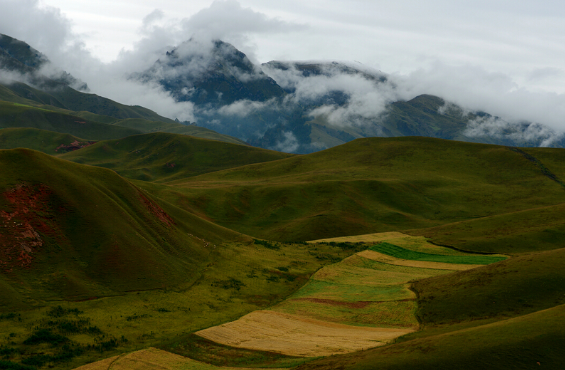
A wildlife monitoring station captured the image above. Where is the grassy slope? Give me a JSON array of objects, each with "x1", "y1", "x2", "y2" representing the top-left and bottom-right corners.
[
  {"x1": 0, "y1": 148, "x2": 246, "y2": 310},
  {"x1": 407, "y1": 146, "x2": 565, "y2": 254},
  {"x1": 144, "y1": 136, "x2": 565, "y2": 241},
  {"x1": 0, "y1": 127, "x2": 87, "y2": 153},
  {"x1": 0, "y1": 101, "x2": 143, "y2": 140},
  {"x1": 4, "y1": 82, "x2": 175, "y2": 123},
  {"x1": 412, "y1": 247, "x2": 565, "y2": 325},
  {"x1": 114, "y1": 118, "x2": 247, "y2": 145},
  {"x1": 59, "y1": 132, "x2": 293, "y2": 182},
  {"x1": 297, "y1": 304, "x2": 565, "y2": 370}
]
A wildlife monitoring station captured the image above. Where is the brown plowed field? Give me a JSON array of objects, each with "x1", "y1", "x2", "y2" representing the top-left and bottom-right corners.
[{"x1": 195, "y1": 310, "x2": 414, "y2": 357}]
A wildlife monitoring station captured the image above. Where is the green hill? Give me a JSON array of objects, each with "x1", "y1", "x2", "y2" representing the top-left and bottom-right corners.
[
  {"x1": 0, "y1": 127, "x2": 89, "y2": 153},
  {"x1": 59, "y1": 132, "x2": 293, "y2": 182},
  {"x1": 296, "y1": 303, "x2": 565, "y2": 370},
  {"x1": 0, "y1": 148, "x2": 246, "y2": 310},
  {"x1": 145, "y1": 136, "x2": 565, "y2": 242},
  {"x1": 0, "y1": 101, "x2": 143, "y2": 140}
]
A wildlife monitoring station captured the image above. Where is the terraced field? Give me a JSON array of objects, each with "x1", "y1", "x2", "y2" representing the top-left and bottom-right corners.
[
  {"x1": 74, "y1": 347, "x2": 274, "y2": 370},
  {"x1": 195, "y1": 233, "x2": 507, "y2": 357}
]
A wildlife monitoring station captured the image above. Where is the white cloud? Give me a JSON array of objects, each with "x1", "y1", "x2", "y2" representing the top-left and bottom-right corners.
[{"x1": 464, "y1": 116, "x2": 561, "y2": 147}]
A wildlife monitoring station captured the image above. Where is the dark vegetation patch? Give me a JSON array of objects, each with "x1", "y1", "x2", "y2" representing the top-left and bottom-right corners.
[
  {"x1": 0, "y1": 313, "x2": 21, "y2": 322},
  {"x1": 0, "y1": 360, "x2": 36, "y2": 370},
  {"x1": 254, "y1": 239, "x2": 280, "y2": 250},
  {"x1": 46, "y1": 305, "x2": 82, "y2": 318},
  {"x1": 212, "y1": 278, "x2": 246, "y2": 291},
  {"x1": 1, "y1": 306, "x2": 127, "y2": 369},
  {"x1": 161, "y1": 333, "x2": 312, "y2": 368},
  {"x1": 370, "y1": 242, "x2": 506, "y2": 265},
  {"x1": 291, "y1": 298, "x2": 373, "y2": 309}
]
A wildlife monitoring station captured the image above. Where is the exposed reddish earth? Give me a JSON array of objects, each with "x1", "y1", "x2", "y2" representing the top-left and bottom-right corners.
[
  {"x1": 0, "y1": 184, "x2": 61, "y2": 271},
  {"x1": 139, "y1": 191, "x2": 175, "y2": 227}
]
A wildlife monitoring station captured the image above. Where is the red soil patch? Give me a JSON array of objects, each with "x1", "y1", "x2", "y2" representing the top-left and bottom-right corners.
[
  {"x1": 55, "y1": 140, "x2": 96, "y2": 153},
  {"x1": 139, "y1": 192, "x2": 175, "y2": 227},
  {"x1": 0, "y1": 184, "x2": 61, "y2": 271}
]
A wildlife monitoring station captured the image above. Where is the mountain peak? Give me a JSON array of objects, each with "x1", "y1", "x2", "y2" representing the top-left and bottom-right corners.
[{"x1": 139, "y1": 39, "x2": 285, "y2": 106}]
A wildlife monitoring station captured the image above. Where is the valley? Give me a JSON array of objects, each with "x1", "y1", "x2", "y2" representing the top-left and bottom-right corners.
[{"x1": 0, "y1": 31, "x2": 564, "y2": 369}]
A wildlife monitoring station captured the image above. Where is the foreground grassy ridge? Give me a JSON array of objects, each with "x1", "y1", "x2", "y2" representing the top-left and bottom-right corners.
[
  {"x1": 413, "y1": 247, "x2": 565, "y2": 325},
  {"x1": 150, "y1": 137, "x2": 565, "y2": 242},
  {"x1": 59, "y1": 132, "x2": 293, "y2": 182},
  {"x1": 370, "y1": 243, "x2": 506, "y2": 265},
  {"x1": 297, "y1": 304, "x2": 565, "y2": 370}
]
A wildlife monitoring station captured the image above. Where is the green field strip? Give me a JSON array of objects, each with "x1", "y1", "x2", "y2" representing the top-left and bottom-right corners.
[
  {"x1": 271, "y1": 299, "x2": 418, "y2": 328},
  {"x1": 370, "y1": 243, "x2": 507, "y2": 265},
  {"x1": 342, "y1": 255, "x2": 452, "y2": 276},
  {"x1": 313, "y1": 264, "x2": 433, "y2": 286},
  {"x1": 289, "y1": 280, "x2": 415, "y2": 302}
]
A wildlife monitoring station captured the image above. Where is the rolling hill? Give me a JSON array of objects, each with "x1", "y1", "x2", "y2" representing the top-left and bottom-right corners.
[
  {"x1": 140, "y1": 136, "x2": 565, "y2": 243},
  {"x1": 0, "y1": 148, "x2": 246, "y2": 310}
]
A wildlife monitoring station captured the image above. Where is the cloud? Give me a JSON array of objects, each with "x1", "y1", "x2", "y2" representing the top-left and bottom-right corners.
[
  {"x1": 391, "y1": 62, "x2": 565, "y2": 132},
  {"x1": 463, "y1": 116, "x2": 562, "y2": 147},
  {"x1": 274, "y1": 131, "x2": 299, "y2": 153},
  {"x1": 217, "y1": 99, "x2": 276, "y2": 117},
  {"x1": 263, "y1": 62, "x2": 397, "y2": 126}
]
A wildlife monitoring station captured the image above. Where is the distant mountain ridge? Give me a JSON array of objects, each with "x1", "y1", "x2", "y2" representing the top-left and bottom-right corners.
[
  {"x1": 138, "y1": 39, "x2": 565, "y2": 153},
  {"x1": 1, "y1": 33, "x2": 563, "y2": 153}
]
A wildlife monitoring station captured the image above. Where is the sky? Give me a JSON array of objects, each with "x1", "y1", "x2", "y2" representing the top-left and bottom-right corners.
[{"x1": 0, "y1": 0, "x2": 564, "y2": 130}]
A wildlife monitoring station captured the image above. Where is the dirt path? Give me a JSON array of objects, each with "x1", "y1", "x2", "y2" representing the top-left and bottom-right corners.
[{"x1": 196, "y1": 311, "x2": 414, "y2": 357}]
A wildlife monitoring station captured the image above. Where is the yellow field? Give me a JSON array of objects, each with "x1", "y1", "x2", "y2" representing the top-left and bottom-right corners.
[
  {"x1": 74, "y1": 347, "x2": 270, "y2": 370},
  {"x1": 196, "y1": 311, "x2": 413, "y2": 357}
]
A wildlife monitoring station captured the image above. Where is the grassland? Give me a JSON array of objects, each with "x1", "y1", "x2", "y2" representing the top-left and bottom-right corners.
[
  {"x1": 192, "y1": 232, "x2": 503, "y2": 359},
  {"x1": 139, "y1": 136, "x2": 565, "y2": 242},
  {"x1": 0, "y1": 101, "x2": 143, "y2": 140},
  {"x1": 1, "y1": 132, "x2": 564, "y2": 369},
  {"x1": 58, "y1": 132, "x2": 293, "y2": 182},
  {"x1": 0, "y1": 230, "x2": 355, "y2": 369}
]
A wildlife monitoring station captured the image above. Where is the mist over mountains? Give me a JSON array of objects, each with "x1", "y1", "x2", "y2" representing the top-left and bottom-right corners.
[
  {"x1": 135, "y1": 37, "x2": 565, "y2": 153},
  {"x1": 1, "y1": 31, "x2": 564, "y2": 153}
]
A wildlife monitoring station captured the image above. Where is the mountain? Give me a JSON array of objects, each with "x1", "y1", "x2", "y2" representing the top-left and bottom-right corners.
[
  {"x1": 137, "y1": 39, "x2": 285, "y2": 107},
  {"x1": 136, "y1": 39, "x2": 564, "y2": 153},
  {"x1": 0, "y1": 33, "x2": 87, "y2": 91},
  {"x1": 0, "y1": 34, "x2": 248, "y2": 145}
]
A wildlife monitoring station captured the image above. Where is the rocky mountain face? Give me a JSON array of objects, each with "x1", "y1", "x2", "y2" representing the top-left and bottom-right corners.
[{"x1": 0, "y1": 33, "x2": 88, "y2": 91}]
